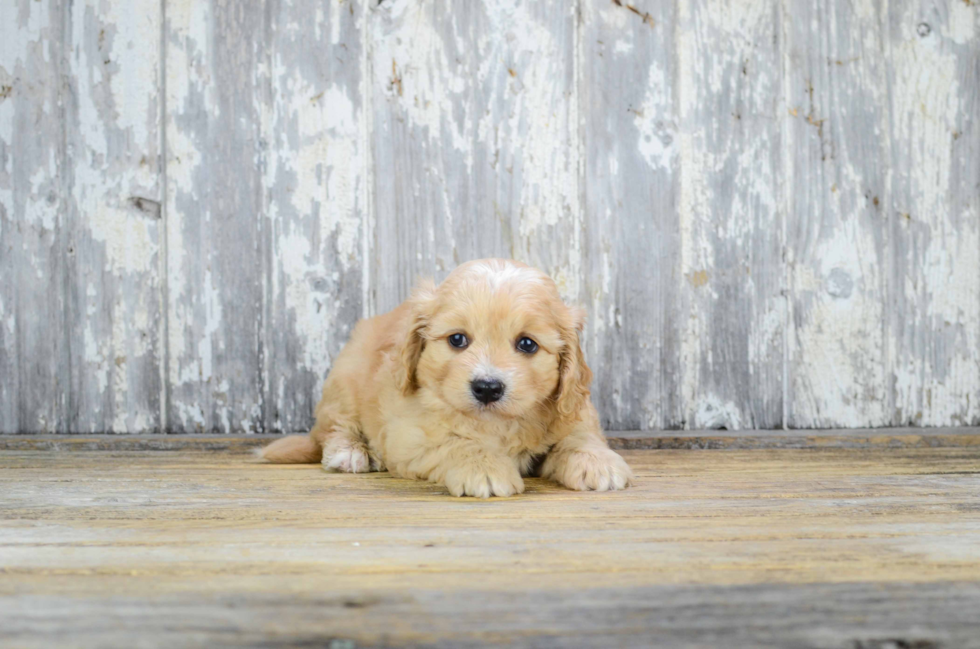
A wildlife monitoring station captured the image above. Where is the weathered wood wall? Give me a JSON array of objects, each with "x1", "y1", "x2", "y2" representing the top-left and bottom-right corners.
[{"x1": 1, "y1": 0, "x2": 977, "y2": 433}]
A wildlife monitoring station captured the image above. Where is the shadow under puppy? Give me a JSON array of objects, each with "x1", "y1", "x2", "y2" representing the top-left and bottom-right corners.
[{"x1": 259, "y1": 258, "x2": 633, "y2": 497}]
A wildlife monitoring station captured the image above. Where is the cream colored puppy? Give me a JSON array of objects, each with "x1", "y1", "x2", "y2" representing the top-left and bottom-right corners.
[{"x1": 259, "y1": 258, "x2": 633, "y2": 497}]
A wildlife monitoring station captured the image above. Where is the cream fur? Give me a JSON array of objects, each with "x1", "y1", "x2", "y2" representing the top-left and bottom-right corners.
[{"x1": 260, "y1": 258, "x2": 634, "y2": 498}]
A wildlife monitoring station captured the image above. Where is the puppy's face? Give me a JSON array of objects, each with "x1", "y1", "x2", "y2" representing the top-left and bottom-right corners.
[{"x1": 402, "y1": 260, "x2": 586, "y2": 421}]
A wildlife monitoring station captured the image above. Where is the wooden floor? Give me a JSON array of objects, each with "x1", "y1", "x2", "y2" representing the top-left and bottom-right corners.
[{"x1": 2, "y1": 439, "x2": 980, "y2": 648}]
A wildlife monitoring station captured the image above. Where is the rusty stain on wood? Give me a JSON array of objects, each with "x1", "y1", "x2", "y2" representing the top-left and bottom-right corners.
[{"x1": 686, "y1": 270, "x2": 709, "y2": 288}]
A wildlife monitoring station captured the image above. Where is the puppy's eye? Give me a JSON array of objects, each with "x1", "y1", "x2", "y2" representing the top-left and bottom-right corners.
[
  {"x1": 516, "y1": 337, "x2": 538, "y2": 354},
  {"x1": 448, "y1": 333, "x2": 469, "y2": 349}
]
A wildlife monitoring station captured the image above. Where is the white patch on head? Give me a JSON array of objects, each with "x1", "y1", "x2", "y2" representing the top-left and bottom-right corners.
[{"x1": 466, "y1": 261, "x2": 546, "y2": 291}]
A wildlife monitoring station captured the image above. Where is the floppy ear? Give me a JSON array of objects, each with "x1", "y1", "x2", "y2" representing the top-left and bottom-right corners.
[
  {"x1": 553, "y1": 306, "x2": 593, "y2": 421},
  {"x1": 397, "y1": 279, "x2": 438, "y2": 395}
]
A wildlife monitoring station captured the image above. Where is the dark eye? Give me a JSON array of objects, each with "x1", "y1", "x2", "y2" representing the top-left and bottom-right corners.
[
  {"x1": 448, "y1": 333, "x2": 469, "y2": 349},
  {"x1": 516, "y1": 337, "x2": 538, "y2": 354}
]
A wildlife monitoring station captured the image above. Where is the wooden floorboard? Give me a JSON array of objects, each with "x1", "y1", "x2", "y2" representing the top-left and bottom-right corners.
[
  {"x1": 2, "y1": 444, "x2": 980, "y2": 647},
  {"x1": 2, "y1": 426, "x2": 980, "y2": 451}
]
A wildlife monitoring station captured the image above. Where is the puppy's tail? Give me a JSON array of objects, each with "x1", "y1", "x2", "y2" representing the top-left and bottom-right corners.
[{"x1": 256, "y1": 435, "x2": 321, "y2": 464}]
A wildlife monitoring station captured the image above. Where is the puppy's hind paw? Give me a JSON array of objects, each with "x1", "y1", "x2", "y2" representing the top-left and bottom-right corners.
[
  {"x1": 543, "y1": 447, "x2": 634, "y2": 492},
  {"x1": 322, "y1": 445, "x2": 372, "y2": 474}
]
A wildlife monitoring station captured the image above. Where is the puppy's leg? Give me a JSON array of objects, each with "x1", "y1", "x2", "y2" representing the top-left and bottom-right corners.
[
  {"x1": 541, "y1": 422, "x2": 634, "y2": 492},
  {"x1": 310, "y1": 410, "x2": 380, "y2": 474},
  {"x1": 410, "y1": 438, "x2": 524, "y2": 498},
  {"x1": 319, "y1": 425, "x2": 380, "y2": 473},
  {"x1": 310, "y1": 384, "x2": 383, "y2": 473}
]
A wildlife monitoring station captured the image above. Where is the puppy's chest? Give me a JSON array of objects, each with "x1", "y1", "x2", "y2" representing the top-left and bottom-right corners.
[
  {"x1": 378, "y1": 400, "x2": 554, "y2": 456},
  {"x1": 449, "y1": 417, "x2": 552, "y2": 453}
]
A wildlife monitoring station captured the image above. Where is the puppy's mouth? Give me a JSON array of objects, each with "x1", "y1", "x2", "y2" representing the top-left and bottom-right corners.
[{"x1": 468, "y1": 399, "x2": 516, "y2": 419}]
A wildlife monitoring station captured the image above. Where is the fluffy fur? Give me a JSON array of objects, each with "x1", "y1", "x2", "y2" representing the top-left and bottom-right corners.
[{"x1": 259, "y1": 259, "x2": 634, "y2": 497}]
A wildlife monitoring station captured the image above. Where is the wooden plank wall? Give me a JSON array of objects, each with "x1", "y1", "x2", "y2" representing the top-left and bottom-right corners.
[{"x1": 1, "y1": 0, "x2": 977, "y2": 433}]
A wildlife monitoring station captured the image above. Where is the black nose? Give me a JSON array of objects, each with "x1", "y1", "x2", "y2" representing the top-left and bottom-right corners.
[{"x1": 471, "y1": 378, "x2": 505, "y2": 404}]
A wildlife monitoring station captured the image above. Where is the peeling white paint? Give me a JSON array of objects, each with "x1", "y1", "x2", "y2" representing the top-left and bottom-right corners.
[
  {"x1": 792, "y1": 220, "x2": 888, "y2": 428},
  {"x1": 278, "y1": 230, "x2": 335, "y2": 374},
  {"x1": 27, "y1": 165, "x2": 59, "y2": 231},
  {"x1": 3, "y1": 0, "x2": 978, "y2": 433},
  {"x1": 635, "y1": 60, "x2": 676, "y2": 172},
  {"x1": 82, "y1": 205, "x2": 157, "y2": 275},
  {"x1": 286, "y1": 77, "x2": 362, "y2": 270},
  {"x1": 694, "y1": 395, "x2": 743, "y2": 430},
  {"x1": 948, "y1": 2, "x2": 976, "y2": 45},
  {"x1": 372, "y1": 0, "x2": 471, "y2": 159},
  {"x1": 507, "y1": 3, "x2": 577, "y2": 238},
  {"x1": 889, "y1": 3, "x2": 980, "y2": 426},
  {"x1": 677, "y1": 0, "x2": 783, "y2": 429}
]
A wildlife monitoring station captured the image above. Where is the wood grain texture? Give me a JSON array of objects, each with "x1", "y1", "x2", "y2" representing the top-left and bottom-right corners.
[
  {"x1": 887, "y1": 0, "x2": 980, "y2": 427},
  {"x1": 676, "y1": 0, "x2": 785, "y2": 429},
  {"x1": 580, "y1": 0, "x2": 681, "y2": 431},
  {"x1": 165, "y1": 0, "x2": 266, "y2": 433},
  {"x1": 261, "y1": 0, "x2": 367, "y2": 434},
  {"x1": 0, "y1": 0, "x2": 71, "y2": 432},
  {"x1": 1, "y1": 0, "x2": 978, "y2": 433},
  {"x1": 2, "y1": 446, "x2": 980, "y2": 647},
  {"x1": 66, "y1": 0, "x2": 164, "y2": 433},
  {"x1": 786, "y1": 0, "x2": 892, "y2": 428},
  {"x1": 369, "y1": 0, "x2": 581, "y2": 313}
]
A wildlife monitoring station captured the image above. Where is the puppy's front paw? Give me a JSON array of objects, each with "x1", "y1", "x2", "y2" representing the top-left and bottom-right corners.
[
  {"x1": 442, "y1": 457, "x2": 524, "y2": 498},
  {"x1": 322, "y1": 444, "x2": 372, "y2": 473},
  {"x1": 543, "y1": 447, "x2": 634, "y2": 492}
]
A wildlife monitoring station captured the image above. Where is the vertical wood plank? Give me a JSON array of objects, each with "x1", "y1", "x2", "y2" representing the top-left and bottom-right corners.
[
  {"x1": 785, "y1": 0, "x2": 891, "y2": 428},
  {"x1": 65, "y1": 0, "x2": 163, "y2": 432},
  {"x1": 580, "y1": 1, "x2": 681, "y2": 430},
  {"x1": 369, "y1": 0, "x2": 580, "y2": 312},
  {"x1": 261, "y1": 0, "x2": 366, "y2": 433},
  {"x1": 676, "y1": 0, "x2": 784, "y2": 429},
  {"x1": 887, "y1": 0, "x2": 980, "y2": 426},
  {"x1": 165, "y1": 0, "x2": 265, "y2": 432},
  {"x1": 0, "y1": 0, "x2": 70, "y2": 433}
]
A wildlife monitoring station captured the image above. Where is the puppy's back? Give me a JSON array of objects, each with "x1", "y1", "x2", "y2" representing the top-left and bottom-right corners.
[{"x1": 258, "y1": 302, "x2": 412, "y2": 463}]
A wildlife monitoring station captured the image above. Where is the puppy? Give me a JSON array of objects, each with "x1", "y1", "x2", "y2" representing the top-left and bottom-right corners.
[{"x1": 259, "y1": 258, "x2": 634, "y2": 497}]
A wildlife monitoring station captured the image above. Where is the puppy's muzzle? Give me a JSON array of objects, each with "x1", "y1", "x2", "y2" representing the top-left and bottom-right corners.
[{"x1": 471, "y1": 378, "x2": 505, "y2": 405}]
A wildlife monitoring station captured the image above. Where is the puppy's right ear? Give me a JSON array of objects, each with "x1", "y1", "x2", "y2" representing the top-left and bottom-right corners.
[
  {"x1": 397, "y1": 278, "x2": 438, "y2": 395},
  {"x1": 553, "y1": 305, "x2": 593, "y2": 422}
]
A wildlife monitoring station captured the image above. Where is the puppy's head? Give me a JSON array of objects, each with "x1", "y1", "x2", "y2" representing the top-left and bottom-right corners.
[{"x1": 398, "y1": 259, "x2": 591, "y2": 421}]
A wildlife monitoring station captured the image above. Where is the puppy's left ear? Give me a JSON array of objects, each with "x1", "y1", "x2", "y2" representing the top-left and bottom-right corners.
[
  {"x1": 397, "y1": 279, "x2": 438, "y2": 395},
  {"x1": 554, "y1": 305, "x2": 593, "y2": 421}
]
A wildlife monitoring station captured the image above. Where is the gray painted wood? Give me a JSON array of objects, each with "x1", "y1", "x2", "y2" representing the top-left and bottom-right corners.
[
  {"x1": 675, "y1": 0, "x2": 785, "y2": 429},
  {"x1": 887, "y1": 0, "x2": 980, "y2": 427},
  {"x1": 165, "y1": 0, "x2": 267, "y2": 433},
  {"x1": 2, "y1": 0, "x2": 74, "y2": 433},
  {"x1": 786, "y1": 0, "x2": 892, "y2": 428},
  {"x1": 5, "y1": 583, "x2": 980, "y2": 649},
  {"x1": 1, "y1": 0, "x2": 978, "y2": 433},
  {"x1": 369, "y1": 0, "x2": 581, "y2": 312},
  {"x1": 66, "y1": 0, "x2": 164, "y2": 433},
  {"x1": 261, "y1": 0, "x2": 367, "y2": 434},
  {"x1": 2, "y1": 0, "x2": 165, "y2": 435},
  {"x1": 580, "y1": 0, "x2": 681, "y2": 430}
]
